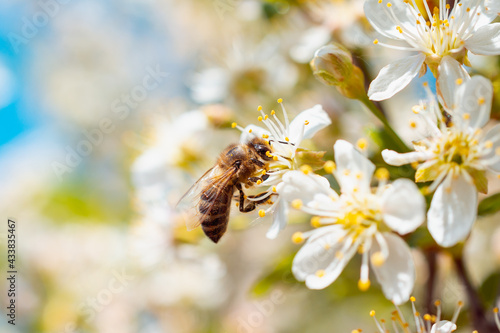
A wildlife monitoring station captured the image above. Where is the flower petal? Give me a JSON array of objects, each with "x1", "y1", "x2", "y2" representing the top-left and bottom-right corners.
[
  {"x1": 364, "y1": 0, "x2": 414, "y2": 40},
  {"x1": 427, "y1": 175, "x2": 478, "y2": 247},
  {"x1": 266, "y1": 200, "x2": 289, "y2": 239},
  {"x1": 288, "y1": 104, "x2": 331, "y2": 144},
  {"x1": 239, "y1": 124, "x2": 270, "y2": 143},
  {"x1": 334, "y1": 140, "x2": 375, "y2": 194},
  {"x1": 281, "y1": 171, "x2": 338, "y2": 209},
  {"x1": 484, "y1": 124, "x2": 500, "y2": 173},
  {"x1": 370, "y1": 233, "x2": 415, "y2": 305},
  {"x1": 368, "y1": 54, "x2": 426, "y2": 101},
  {"x1": 381, "y1": 179, "x2": 426, "y2": 235},
  {"x1": 486, "y1": 0, "x2": 500, "y2": 16},
  {"x1": 454, "y1": 75, "x2": 492, "y2": 129},
  {"x1": 382, "y1": 149, "x2": 430, "y2": 166},
  {"x1": 436, "y1": 56, "x2": 470, "y2": 111},
  {"x1": 465, "y1": 23, "x2": 500, "y2": 55},
  {"x1": 292, "y1": 226, "x2": 356, "y2": 289},
  {"x1": 430, "y1": 321, "x2": 457, "y2": 333}
]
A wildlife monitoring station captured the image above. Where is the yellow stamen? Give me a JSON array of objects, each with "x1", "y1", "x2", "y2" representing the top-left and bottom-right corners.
[
  {"x1": 292, "y1": 232, "x2": 304, "y2": 244},
  {"x1": 324, "y1": 160, "x2": 336, "y2": 174},
  {"x1": 257, "y1": 105, "x2": 262, "y2": 111},
  {"x1": 277, "y1": 98, "x2": 283, "y2": 103},
  {"x1": 371, "y1": 252, "x2": 385, "y2": 267},
  {"x1": 358, "y1": 279, "x2": 370, "y2": 291},
  {"x1": 357, "y1": 138, "x2": 368, "y2": 150},
  {"x1": 456, "y1": 78, "x2": 463, "y2": 85},
  {"x1": 258, "y1": 116, "x2": 263, "y2": 121},
  {"x1": 291, "y1": 199, "x2": 303, "y2": 209},
  {"x1": 311, "y1": 216, "x2": 321, "y2": 228},
  {"x1": 272, "y1": 186, "x2": 277, "y2": 192},
  {"x1": 231, "y1": 122, "x2": 237, "y2": 128},
  {"x1": 373, "y1": 39, "x2": 379, "y2": 45},
  {"x1": 300, "y1": 165, "x2": 313, "y2": 174},
  {"x1": 375, "y1": 168, "x2": 389, "y2": 181},
  {"x1": 315, "y1": 269, "x2": 325, "y2": 278},
  {"x1": 258, "y1": 209, "x2": 266, "y2": 217}
]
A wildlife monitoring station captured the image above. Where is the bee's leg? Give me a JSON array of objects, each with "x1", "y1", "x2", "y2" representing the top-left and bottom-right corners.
[
  {"x1": 250, "y1": 158, "x2": 265, "y2": 168},
  {"x1": 235, "y1": 183, "x2": 274, "y2": 213},
  {"x1": 248, "y1": 174, "x2": 270, "y2": 184}
]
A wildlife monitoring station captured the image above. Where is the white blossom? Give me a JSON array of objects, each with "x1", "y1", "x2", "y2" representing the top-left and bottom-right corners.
[
  {"x1": 237, "y1": 100, "x2": 331, "y2": 239},
  {"x1": 364, "y1": 0, "x2": 499, "y2": 100},
  {"x1": 382, "y1": 68, "x2": 500, "y2": 247},
  {"x1": 284, "y1": 140, "x2": 425, "y2": 304}
]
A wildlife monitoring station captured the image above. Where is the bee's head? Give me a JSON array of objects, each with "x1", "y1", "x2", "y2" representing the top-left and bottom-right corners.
[{"x1": 248, "y1": 138, "x2": 273, "y2": 161}]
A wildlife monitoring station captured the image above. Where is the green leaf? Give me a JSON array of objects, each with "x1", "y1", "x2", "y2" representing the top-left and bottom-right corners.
[
  {"x1": 478, "y1": 192, "x2": 500, "y2": 216},
  {"x1": 479, "y1": 272, "x2": 500, "y2": 308},
  {"x1": 366, "y1": 126, "x2": 405, "y2": 154},
  {"x1": 250, "y1": 252, "x2": 297, "y2": 297}
]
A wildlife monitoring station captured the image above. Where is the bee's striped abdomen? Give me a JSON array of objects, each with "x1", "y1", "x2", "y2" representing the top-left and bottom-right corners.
[{"x1": 199, "y1": 185, "x2": 233, "y2": 243}]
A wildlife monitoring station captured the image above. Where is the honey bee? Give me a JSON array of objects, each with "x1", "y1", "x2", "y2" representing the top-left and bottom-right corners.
[{"x1": 177, "y1": 137, "x2": 274, "y2": 243}]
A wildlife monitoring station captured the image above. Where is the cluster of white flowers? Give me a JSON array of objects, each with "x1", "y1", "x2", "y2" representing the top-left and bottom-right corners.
[{"x1": 227, "y1": 0, "x2": 500, "y2": 313}]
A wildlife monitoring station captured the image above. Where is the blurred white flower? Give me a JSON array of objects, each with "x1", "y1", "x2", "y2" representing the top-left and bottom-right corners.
[
  {"x1": 285, "y1": 140, "x2": 425, "y2": 304},
  {"x1": 365, "y1": 0, "x2": 499, "y2": 100},
  {"x1": 141, "y1": 245, "x2": 227, "y2": 309},
  {"x1": 190, "y1": 38, "x2": 299, "y2": 104},
  {"x1": 382, "y1": 72, "x2": 499, "y2": 247},
  {"x1": 236, "y1": 100, "x2": 331, "y2": 239},
  {"x1": 132, "y1": 110, "x2": 209, "y2": 218},
  {"x1": 368, "y1": 298, "x2": 461, "y2": 333}
]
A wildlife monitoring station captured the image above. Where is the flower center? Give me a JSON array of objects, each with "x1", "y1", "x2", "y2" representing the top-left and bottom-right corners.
[
  {"x1": 377, "y1": 0, "x2": 483, "y2": 60},
  {"x1": 337, "y1": 196, "x2": 383, "y2": 232},
  {"x1": 435, "y1": 130, "x2": 479, "y2": 169}
]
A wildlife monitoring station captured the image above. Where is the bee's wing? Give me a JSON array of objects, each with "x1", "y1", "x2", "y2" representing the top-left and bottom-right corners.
[{"x1": 177, "y1": 166, "x2": 237, "y2": 231}]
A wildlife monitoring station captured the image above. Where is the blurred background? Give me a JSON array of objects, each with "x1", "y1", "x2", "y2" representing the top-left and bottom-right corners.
[{"x1": 1, "y1": 0, "x2": 500, "y2": 332}]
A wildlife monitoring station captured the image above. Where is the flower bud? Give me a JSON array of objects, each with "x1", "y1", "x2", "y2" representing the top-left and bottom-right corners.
[
  {"x1": 310, "y1": 43, "x2": 353, "y2": 87},
  {"x1": 310, "y1": 43, "x2": 366, "y2": 100}
]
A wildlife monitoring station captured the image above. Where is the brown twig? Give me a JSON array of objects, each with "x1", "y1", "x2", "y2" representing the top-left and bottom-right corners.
[
  {"x1": 424, "y1": 249, "x2": 437, "y2": 314},
  {"x1": 454, "y1": 255, "x2": 497, "y2": 331}
]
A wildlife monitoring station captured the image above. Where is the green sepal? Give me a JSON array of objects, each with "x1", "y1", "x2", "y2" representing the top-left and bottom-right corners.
[
  {"x1": 295, "y1": 149, "x2": 326, "y2": 171},
  {"x1": 478, "y1": 192, "x2": 500, "y2": 216},
  {"x1": 415, "y1": 167, "x2": 439, "y2": 183},
  {"x1": 467, "y1": 168, "x2": 488, "y2": 194}
]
